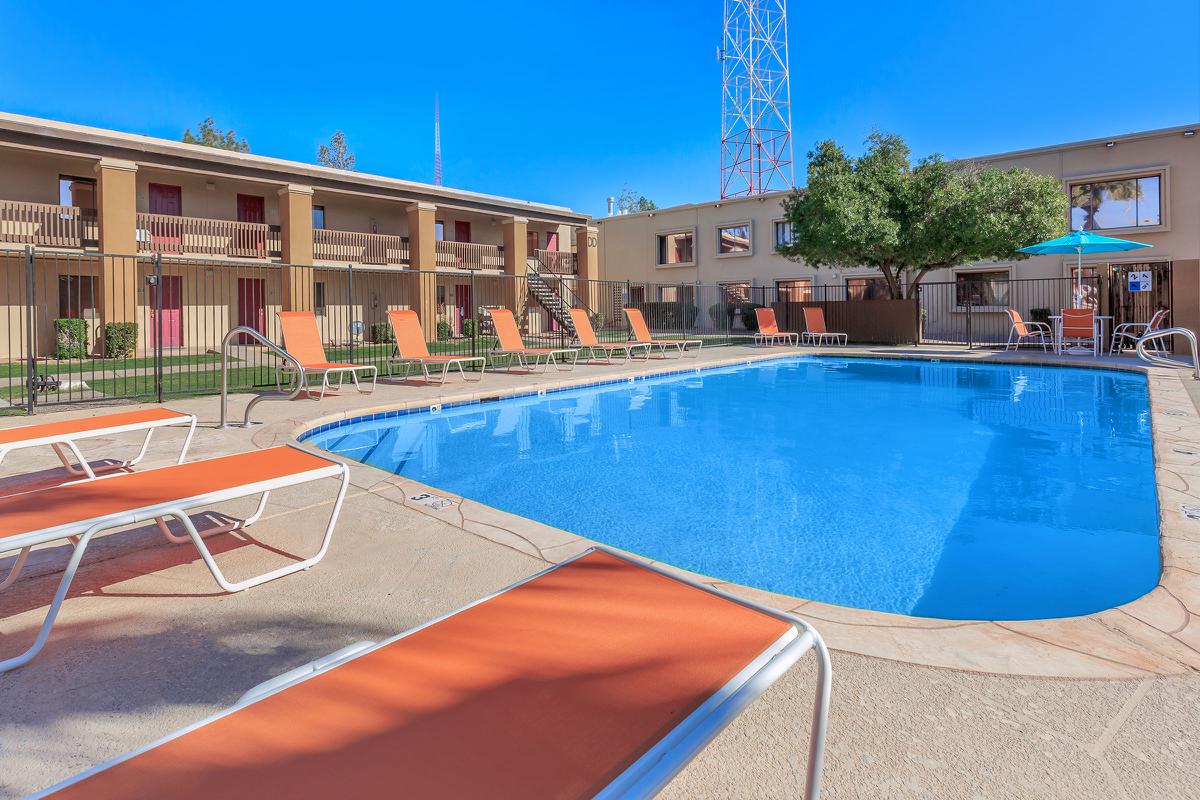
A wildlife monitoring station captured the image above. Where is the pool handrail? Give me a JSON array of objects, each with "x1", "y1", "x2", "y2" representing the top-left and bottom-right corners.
[
  {"x1": 220, "y1": 326, "x2": 306, "y2": 428},
  {"x1": 1136, "y1": 327, "x2": 1200, "y2": 380}
]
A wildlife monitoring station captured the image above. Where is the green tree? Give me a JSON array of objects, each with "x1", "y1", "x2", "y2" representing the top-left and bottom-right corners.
[
  {"x1": 317, "y1": 131, "x2": 356, "y2": 170},
  {"x1": 181, "y1": 118, "x2": 249, "y2": 152},
  {"x1": 617, "y1": 185, "x2": 657, "y2": 213},
  {"x1": 778, "y1": 133, "x2": 1067, "y2": 299}
]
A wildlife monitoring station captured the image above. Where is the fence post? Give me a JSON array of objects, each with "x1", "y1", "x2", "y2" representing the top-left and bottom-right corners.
[
  {"x1": 24, "y1": 246, "x2": 36, "y2": 415},
  {"x1": 965, "y1": 282, "x2": 973, "y2": 350},
  {"x1": 152, "y1": 253, "x2": 164, "y2": 403},
  {"x1": 469, "y1": 270, "x2": 477, "y2": 359},
  {"x1": 346, "y1": 263, "x2": 354, "y2": 364},
  {"x1": 625, "y1": 280, "x2": 632, "y2": 340}
]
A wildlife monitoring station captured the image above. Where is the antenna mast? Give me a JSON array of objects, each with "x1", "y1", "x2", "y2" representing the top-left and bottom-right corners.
[
  {"x1": 719, "y1": 0, "x2": 794, "y2": 198},
  {"x1": 434, "y1": 93, "x2": 443, "y2": 186}
]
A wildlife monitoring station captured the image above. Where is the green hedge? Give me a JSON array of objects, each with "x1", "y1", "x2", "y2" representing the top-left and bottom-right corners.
[
  {"x1": 436, "y1": 321, "x2": 451, "y2": 341},
  {"x1": 461, "y1": 318, "x2": 479, "y2": 338},
  {"x1": 103, "y1": 322, "x2": 137, "y2": 358},
  {"x1": 53, "y1": 318, "x2": 89, "y2": 359},
  {"x1": 738, "y1": 303, "x2": 766, "y2": 332},
  {"x1": 370, "y1": 321, "x2": 394, "y2": 344},
  {"x1": 634, "y1": 302, "x2": 698, "y2": 331}
]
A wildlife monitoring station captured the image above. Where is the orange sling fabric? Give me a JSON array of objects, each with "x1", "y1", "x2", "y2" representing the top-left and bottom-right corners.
[
  {"x1": 569, "y1": 308, "x2": 600, "y2": 346},
  {"x1": 623, "y1": 307, "x2": 691, "y2": 345},
  {"x1": 47, "y1": 551, "x2": 791, "y2": 800},
  {"x1": 802, "y1": 307, "x2": 827, "y2": 335},
  {"x1": 0, "y1": 447, "x2": 335, "y2": 540},
  {"x1": 278, "y1": 312, "x2": 352, "y2": 369},
  {"x1": 755, "y1": 307, "x2": 781, "y2": 335},
  {"x1": 387, "y1": 309, "x2": 432, "y2": 359},
  {"x1": 1006, "y1": 309, "x2": 1030, "y2": 337},
  {"x1": 0, "y1": 408, "x2": 186, "y2": 447},
  {"x1": 487, "y1": 307, "x2": 527, "y2": 351},
  {"x1": 1061, "y1": 308, "x2": 1095, "y2": 338}
]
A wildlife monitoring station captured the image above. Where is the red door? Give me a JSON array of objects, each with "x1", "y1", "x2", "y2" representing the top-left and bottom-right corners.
[
  {"x1": 454, "y1": 221, "x2": 471, "y2": 243},
  {"x1": 148, "y1": 183, "x2": 183, "y2": 252},
  {"x1": 237, "y1": 194, "x2": 267, "y2": 257},
  {"x1": 150, "y1": 275, "x2": 183, "y2": 347},
  {"x1": 237, "y1": 278, "x2": 266, "y2": 344},
  {"x1": 454, "y1": 284, "x2": 472, "y2": 335},
  {"x1": 545, "y1": 231, "x2": 559, "y2": 251}
]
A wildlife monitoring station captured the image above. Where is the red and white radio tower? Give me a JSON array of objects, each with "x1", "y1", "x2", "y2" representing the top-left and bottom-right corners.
[
  {"x1": 719, "y1": 0, "x2": 795, "y2": 198},
  {"x1": 434, "y1": 93, "x2": 443, "y2": 186}
]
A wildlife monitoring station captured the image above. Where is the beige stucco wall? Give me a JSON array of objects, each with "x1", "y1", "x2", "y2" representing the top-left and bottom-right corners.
[{"x1": 0, "y1": 150, "x2": 99, "y2": 205}]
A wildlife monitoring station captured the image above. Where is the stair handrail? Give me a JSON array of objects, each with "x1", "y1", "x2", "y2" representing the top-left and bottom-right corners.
[
  {"x1": 220, "y1": 326, "x2": 306, "y2": 428},
  {"x1": 527, "y1": 257, "x2": 596, "y2": 321},
  {"x1": 1136, "y1": 327, "x2": 1200, "y2": 380}
]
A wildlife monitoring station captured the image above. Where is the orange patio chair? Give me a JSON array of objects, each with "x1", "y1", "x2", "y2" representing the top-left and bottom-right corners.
[
  {"x1": 384, "y1": 309, "x2": 485, "y2": 384},
  {"x1": 0, "y1": 446, "x2": 349, "y2": 672},
  {"x1": 800, "y1": 307, "x2": 848, "y2": 346},
  {"x1": 622, "y1": 307, "x2": 702, "y2": 358},
  {"x1": 753, "y1": 307, "x2": 800, "y2": 347},
  {"x1": 1004, "y1": 308, "x2": 1051, "y2": 351},
  {"x1": 1059, "y1": 308, "x2": 1098, "y2": 355},
  {"x1": 36, "y1": 548, "x2": 831, "y2": 800},
  {"x1": 277, "y1": 311, "x2": 377, "y2": 399},
  {"x1": 485, "y1": 307, "x2": 580, "y2": 372},
  {"x1": 1111, "y1": 307, "x2": 1170, "y2": 354},
  {"x1": 568, "y1": 307, "x2": 651, "y2": 363}
]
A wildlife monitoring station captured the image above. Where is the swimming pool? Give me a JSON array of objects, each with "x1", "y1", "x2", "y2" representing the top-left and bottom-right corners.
[{"x1": 303, "y1": 357, "x2": 1161, "y2": 620}]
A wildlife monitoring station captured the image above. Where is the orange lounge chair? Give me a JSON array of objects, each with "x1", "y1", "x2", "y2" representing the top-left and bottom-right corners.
[
  {"x1": 753, "y1": 307, "x2": 800, "y2": 347},
  {"x1": 36, "y1": 548, "x2": 831, "y2": 800},
  {"x1": 623, "y1": 307, "x2": 702, "y2": 358},
  {"x1": 0, "y1": 407, "x2": 196, "y2": 481},
  {"x1": 800, "y1": 308, "x2": 847, "y2": 346},
  {"x1": 277, "y1": 311, "x2": 377, "y2": 399},
  {"x1": 1059, "y1": 308, "x2": 1098, "y2": 355},
  {"x1": 1003, "y1": 308, "x2": 1051, "y2": 351},
  {"x1": 384, "y1": 309, "x2": 485, "y2": 383},
  {"x1": 568, "y1": 307, "x2": 651, "y2": 363},
  {"x1": 485, "y1": 307, "x2": 580, "y2": 372},
  {"x1": 0, "y1": 446, "x2": 349, "y2": 673}
]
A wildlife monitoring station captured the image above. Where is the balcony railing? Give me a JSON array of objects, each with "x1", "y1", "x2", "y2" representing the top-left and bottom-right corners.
[
  {"x1": 314, "y1": 229, "x2": 409, "y2": 266},
  {"x1": 534, "y1": 249, "x2": 577, "y2": 274},
  {"x1": 136, "y1": 213, "x2": 282, "y2": 259},
  {"x1": 0, "y1": 201, "x2": 97, "y2": 248},
  {"x1": 436, "y1": 240, "x2": 504, "y2": 270}
]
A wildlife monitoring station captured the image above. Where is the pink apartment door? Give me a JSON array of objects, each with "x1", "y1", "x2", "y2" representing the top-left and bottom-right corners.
[
  {"x1": 237, "y1": 277, "x2": 266, "y2": 345},
  {"x1": 454, "y1": 284, "x2": 472, "y2": 335},
  {"x1": 148, "y1": 183, "x2": 182, "y2": 252},
  {"x1": 237, "y1": 194, "x2": 267, "y2": 257},
  {"x1": 454, "y1": 221, "x2": 471, "y2": 242},
  {"x1": 544, "y1": 231, "x2": 558, "y2": 251},
  {"x1": 150, "y1": 275, "x2": 183, "y2": 347}
]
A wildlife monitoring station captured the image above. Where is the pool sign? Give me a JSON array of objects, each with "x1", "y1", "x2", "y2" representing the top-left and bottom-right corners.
[{"x1": 1128, "y1": 271, "x2": 1152, "y2": 292}]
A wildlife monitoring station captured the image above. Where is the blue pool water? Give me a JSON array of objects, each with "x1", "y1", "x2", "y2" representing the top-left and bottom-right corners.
[{"x1": 304, "y1": 358, "x2": 1160, "y2": 620}]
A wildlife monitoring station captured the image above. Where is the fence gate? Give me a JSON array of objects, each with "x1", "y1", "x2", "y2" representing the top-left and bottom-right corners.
[{"x1": 1108, "y1": 261, "x2": 1171, "y2": 332}]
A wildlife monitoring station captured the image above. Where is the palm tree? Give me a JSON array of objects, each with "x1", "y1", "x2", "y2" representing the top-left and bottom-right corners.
[{"x1": 1070, "y1": 180, "x2": 1140, "y2": 230}]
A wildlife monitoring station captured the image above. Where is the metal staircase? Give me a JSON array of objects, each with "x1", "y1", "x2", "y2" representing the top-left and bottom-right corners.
[{"x1": 526, "y1": 257, "x2": 593, "y2": 335}]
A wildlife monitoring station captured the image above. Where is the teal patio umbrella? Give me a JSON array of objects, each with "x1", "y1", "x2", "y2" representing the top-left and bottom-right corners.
[{"x1": 1017, "y1": 229, "x2": 1152, "y2": 306}]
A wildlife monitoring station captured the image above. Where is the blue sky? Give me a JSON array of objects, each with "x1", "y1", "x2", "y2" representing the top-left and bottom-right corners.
[{"x1": 1, "y1": 0, "x2": 1197, "y2": 217}]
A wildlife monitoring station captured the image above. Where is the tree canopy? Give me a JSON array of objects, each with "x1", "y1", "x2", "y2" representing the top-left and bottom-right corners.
[
  {"x1": 778, "y1": 133, "x2": 1067, "y2": 299},
  {"x1": 317, "y1": 131, "x2": 356, "y2": 170},
  {"x1": 617, "y1": 185, "x2": 657, "y2": 214},
  {"x1": 181, "y1": 118, "x2": 249, "y2": 153}
]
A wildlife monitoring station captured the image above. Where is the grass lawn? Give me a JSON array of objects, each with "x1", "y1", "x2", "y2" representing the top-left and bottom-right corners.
[
  {"x1": 0, "y1": 353, "x2": 229, "y2": 378},
  {"x1": 90, "y1": 365, "x2": 278, "y2": 401}
]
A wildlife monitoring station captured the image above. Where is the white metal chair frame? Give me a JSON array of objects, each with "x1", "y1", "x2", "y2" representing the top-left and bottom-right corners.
[
  {"x1": 578, "y1": 341, "x2": 653, "y2": 364},
  {"x1": 1003, "y1": 312, "x2": 1052, "y2": 352},
  {"x1": 0, "y1": 412, "x2": 197, "y2": 481},
  {"x1": 34, "y1": 546, "x2": 831, "y2": 800},
  {"x1": 754, "y1": 329, "x2": 801, "y2": 347},
  {"x1": 385, "y1": 354, "x2": 486, "y2": 384},
  {"x1": 1058, "y1": 313, "x2": 1100, "y2": 356},
  {"x1": 800, "y1": 330, "x2": 848, "y2": 346},
  {"x1": 490, "y1": 346, "x2": 581, "y2": 373},
  {"x1": 1111, "y1": 309, "x2": 1170, "y2": 355},
  {"x1": 275, "y1": 363, "x2": 378, "y2": 400},
  {"x1": 0, "y1": 447, "x2": 349, "y2": 673},
  {"x1": 632, "y1": 338, "x2": 704, "y2": 359}
]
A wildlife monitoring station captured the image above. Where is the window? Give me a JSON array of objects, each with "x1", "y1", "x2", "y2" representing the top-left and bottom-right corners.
[
  {"x1": 656, "y1": 230, "x2": 694, "y2": 265},
  {"x1": 313, "y1": 282, "x2": 326, "y2": 316},
  {"x1": 846, "y1": 277, "x2": 890, "y2": 301},
  {"x1": 1069, "y1": 174, "x2": 1162, "y2": 230},
  {"x1": 716, "y1": 222, "x2": 751, "y2": 255},
  {"x1": 777, "y1": 279, "x2": 812, "y2": 302},
  {"x1": 720, "y1": 282, "x2": 750, "y2": 304},
  {"x1": 774, "y1": 220, "x2": 793, "y2": 248},
  {"x1": 435, "y1": 221, "x2": 445, "y2": 241},
  {"x1": 955, "y1": 270, "x2": 1010, "y2": 308},
  {"x1": 58, "y1": 175, "x2": 96, "y2": 209},
  {"x1": 312, "y1": 206, "x2": 326, "y2": 230},
  {"x1": 58, "y1": 275, "x2": 97, "y2": 319},
  {"x1": 628, "y1": 284, "x2": 646, "y2": 305},
  {"x1": 659, "y1": 285, "x2": 695, "y2": 305}
]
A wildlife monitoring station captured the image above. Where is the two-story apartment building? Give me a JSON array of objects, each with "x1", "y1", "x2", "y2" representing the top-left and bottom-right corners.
[
  {"x1": 596, "y1": 124, "x2": 1200, "y2": 342},
  {"x1": 0, "y1": 113, "x2": 597, "y2": 354}
]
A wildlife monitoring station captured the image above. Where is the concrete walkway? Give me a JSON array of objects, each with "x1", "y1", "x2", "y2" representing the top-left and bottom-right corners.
[{"x1": 1, "y1": 344, "x2": 1197, "y2": 798}]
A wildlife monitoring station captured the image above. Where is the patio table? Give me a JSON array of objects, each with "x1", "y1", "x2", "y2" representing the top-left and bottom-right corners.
[{"x1": 1050, "y1": 314, "x2": 1112, "y2": 356}]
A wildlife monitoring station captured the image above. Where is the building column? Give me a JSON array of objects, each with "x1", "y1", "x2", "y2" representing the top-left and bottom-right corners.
[
  {"x1": 94, "y1": 159, "x2": 139, "y2": 354},
  {"x1": 575, "y1": 225, "x2": 599, "y2": 312},
  {"x1": 502, "y1": 216, "x2": 528, "y2": 315},
  {"x1": 278, "y1": 184, "x2": 315, "y2": 311},
  {"x1": 406, "y1": 202, "x2": 438, "y2": 337}
]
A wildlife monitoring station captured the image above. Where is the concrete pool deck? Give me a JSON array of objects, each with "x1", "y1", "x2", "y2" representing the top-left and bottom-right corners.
[{"x1": 1, "y1": 343, "x2": 1198, "y2": 798}]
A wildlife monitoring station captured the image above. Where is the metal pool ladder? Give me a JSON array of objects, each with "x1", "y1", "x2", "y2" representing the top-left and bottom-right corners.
[
  {"x1": 219, "y1": 326, "x2": 305, "y2": 428},
  {"x1": 1136, "y1": 327, "x2": 1200, "y2": 380}
]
